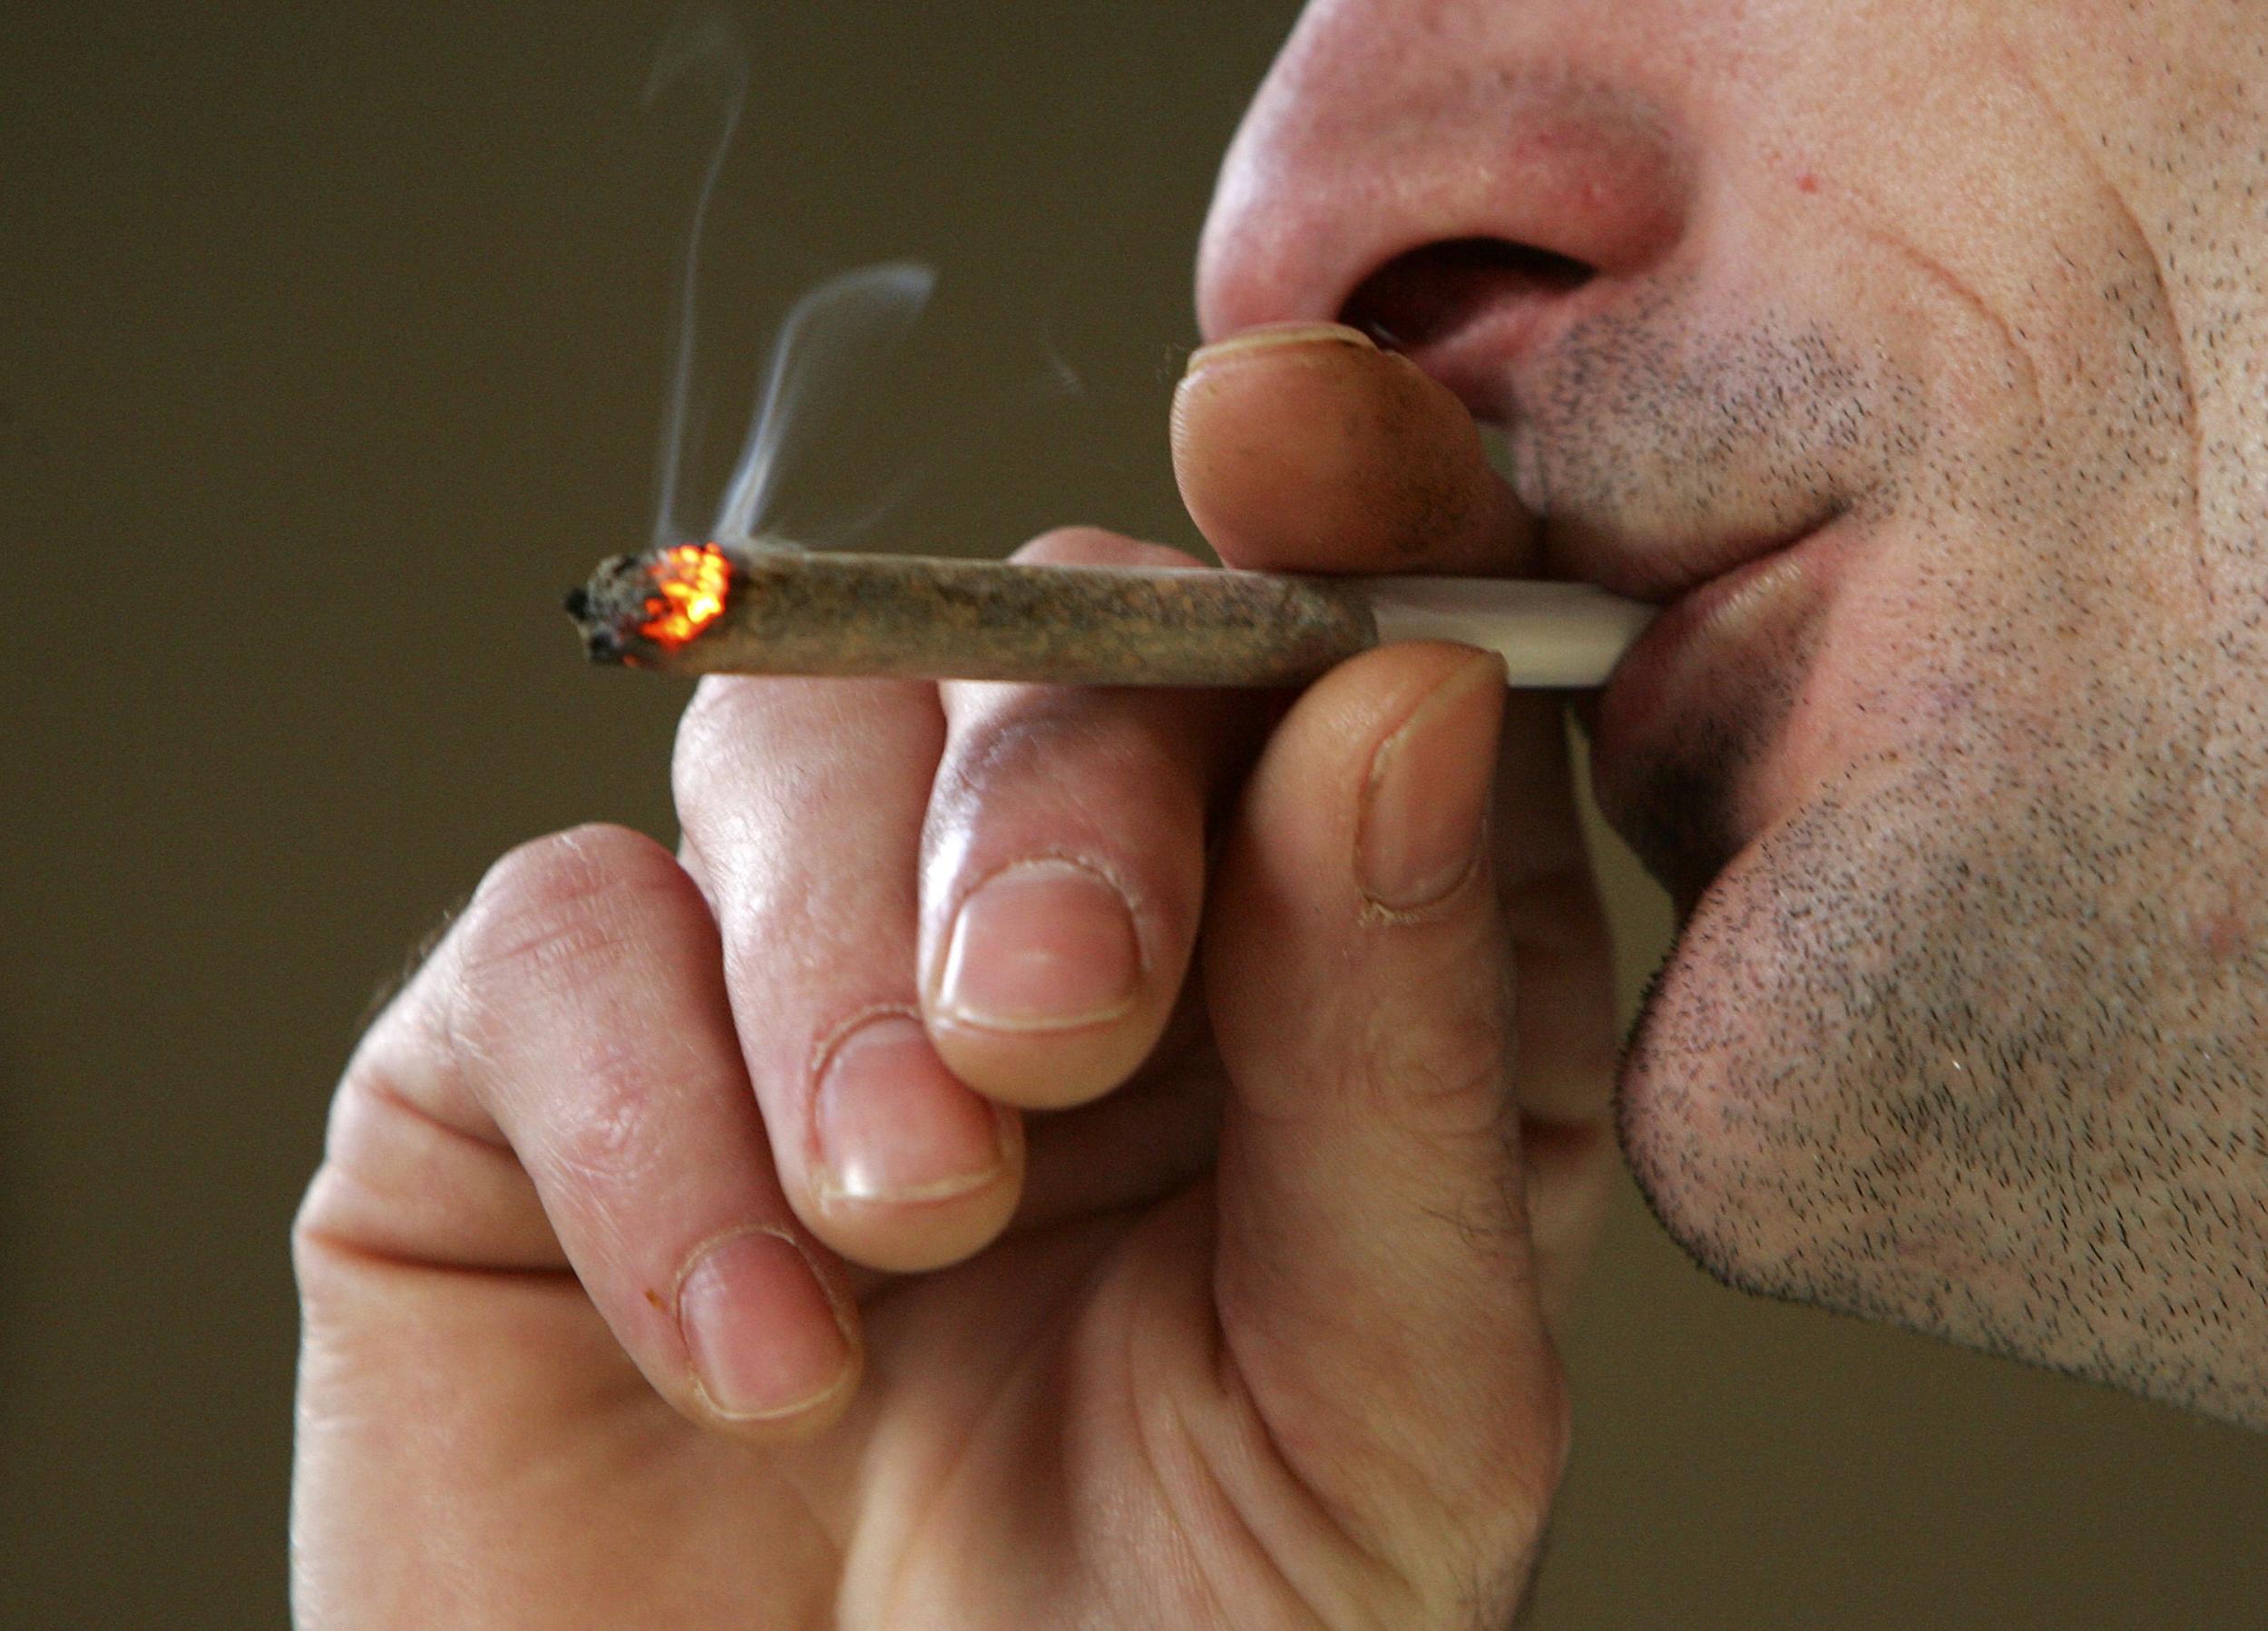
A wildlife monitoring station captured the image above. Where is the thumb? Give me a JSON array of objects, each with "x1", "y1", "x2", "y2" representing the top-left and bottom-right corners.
[{"x1": 1202, "y1": 640, "x2": 1567, "y2": 1596}]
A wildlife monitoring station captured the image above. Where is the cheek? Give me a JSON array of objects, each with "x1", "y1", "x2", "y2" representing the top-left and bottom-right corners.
[{"x1": 1746, "y1": 464, "x2": 2184, "y2": 856}]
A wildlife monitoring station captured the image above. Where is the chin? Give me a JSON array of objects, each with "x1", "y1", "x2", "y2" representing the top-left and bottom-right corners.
[
  {"x1": 1612, "y1": 814, "x2": 1860, "y2": 1307},
  {"x1": 1609, "y1": 757, "x2": 2268, "y2": 1431}
]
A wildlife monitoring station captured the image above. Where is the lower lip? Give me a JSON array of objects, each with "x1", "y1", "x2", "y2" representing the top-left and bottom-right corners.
[{"x1": 1591, "y1": 516, "x2": 1849, "y2": 775}]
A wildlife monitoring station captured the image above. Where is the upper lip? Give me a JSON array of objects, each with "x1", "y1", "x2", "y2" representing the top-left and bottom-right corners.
[
  {"x1": 1384, "y1": 325, "x2": 1848, "y2": 607},
  {"x1": 1538, "y1": 505, "x2": 1849, "y2": 608}
]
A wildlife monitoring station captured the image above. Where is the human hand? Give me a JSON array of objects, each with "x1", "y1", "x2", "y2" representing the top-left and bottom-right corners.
[{"x1": 291, "y1": 325, "x2": 1618, "y2": 1628}]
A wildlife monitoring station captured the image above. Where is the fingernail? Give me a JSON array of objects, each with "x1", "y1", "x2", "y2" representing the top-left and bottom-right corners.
[
  {"x1": 1184, "y1": 321, "x2": 1376, "y2": 376},
  {"x1": 679, "y1": 1228, "x2": 853, "y2": 1421},
  {"x1": 816, "y1": 1013, "x2": 1008, "y2": 1204},
  {"x1": 935, "y1": 858, "x2": 1140, "y2": 1032},
  {"x1": 1356, "y1": 652, "x2": 1508, "y2": 911}
]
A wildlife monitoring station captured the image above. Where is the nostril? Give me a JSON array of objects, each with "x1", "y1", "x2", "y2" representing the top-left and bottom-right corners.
[{"x1": 1340, "y1": 238, "x2": 1594, "y2": 354}]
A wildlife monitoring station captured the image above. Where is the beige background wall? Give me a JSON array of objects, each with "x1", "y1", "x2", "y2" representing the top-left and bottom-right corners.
[{"x1": 4, "y1": 3, "x2": 2263, "y2": 1623}]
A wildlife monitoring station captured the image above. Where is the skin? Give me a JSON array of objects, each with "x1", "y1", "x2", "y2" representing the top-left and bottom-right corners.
[
  {"x1": 294, "y1": 0, "x2": 2268, "y2": 1623},
  {"x1": 1198, "y1": 0, "x2": 2268, "y2": 1424}
]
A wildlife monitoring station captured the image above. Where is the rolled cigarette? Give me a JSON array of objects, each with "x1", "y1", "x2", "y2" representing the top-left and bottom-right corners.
[{"x1": 565, "y1": 542, "x2": 1655, "y2": 689}]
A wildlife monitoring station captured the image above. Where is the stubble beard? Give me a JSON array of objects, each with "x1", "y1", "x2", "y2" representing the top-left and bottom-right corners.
[{"x1": 1614, "y1": 633, "x2": 2268, "y2": 1428}]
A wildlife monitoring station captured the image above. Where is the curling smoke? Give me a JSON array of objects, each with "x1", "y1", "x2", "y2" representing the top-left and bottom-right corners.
[
  {"x1": 642, "y1": 8, "x2": 934, "y2": 553},
  {"x1": 646, "y1": 5, "x2": 747, "y2": 550},
  {"x1": 712, "y1": 261, "x2": 936, "y2": 549}
]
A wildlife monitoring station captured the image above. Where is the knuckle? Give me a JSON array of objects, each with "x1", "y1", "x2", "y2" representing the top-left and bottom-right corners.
[
  {"x1": 1012, "y1": 526, "x2": 1200, "y2": 571},
  {"x1": 673, "y1": 675, "x2": 938, "y2": 845},
  {"x1": 289, "y1": 1159, "x2": 404, "y2": 1312},
  {"x1": 671, "y1": 675, "x2": 755, "y2": 805},
  {"x1": 289, "y1": 1169, "x2": 347, "y2": 1277},
  {"x1": 673, "y1": 677, "x2": 843, "y2": 835},
  {"x1": 289, "y1": 1189, "x2": 360, "y2": 1314},
  {"x1": 944, "y1": 694, "x2": 1097, "y2": 791},
  {"x1": 933, "y1": 723, "x2": 1155, "y2": 878},
  {"x1": 943, "y1": 690, "x2": 1192, "y2": 819},
  {"x1": 295, "y1": 828, "x2": 701, "y2": 1287},
  {"x1": 451, "y1": 824, "x2": 686, "y2": 1040},
  {"x1": 447, "y1": 827, "x2": 703, "y2": 1210},
  {"x1": 297, "y1": 955, "x2": 481, "y2": 1252},
  {"x1": 463, "y1": 825, "x2": 670, "y2": 967},
  {"x1": 672, "y1": 678, "x2": 812, "y2": 862},
  {"x1": 1011, "y1": 524, "x2": 1134, "y2": 564},
  {"x1": 545, "y1": 1030, "x2": 670, "y2": 1195}
]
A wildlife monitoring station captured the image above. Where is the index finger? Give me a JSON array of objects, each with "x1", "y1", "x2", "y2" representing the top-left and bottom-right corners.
[{"x1": 674, "y1": 674, "x2": 1026, "y2": 1276}]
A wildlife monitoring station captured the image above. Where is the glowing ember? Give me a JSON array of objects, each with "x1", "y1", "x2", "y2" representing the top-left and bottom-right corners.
[{"x1": 638, "y1": 542, "x2": 732, "y2": 648}]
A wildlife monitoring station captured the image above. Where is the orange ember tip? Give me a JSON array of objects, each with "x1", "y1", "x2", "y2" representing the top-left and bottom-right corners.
[{"x1": 638, "y1": 542, "x2": 733, "y2": 649}]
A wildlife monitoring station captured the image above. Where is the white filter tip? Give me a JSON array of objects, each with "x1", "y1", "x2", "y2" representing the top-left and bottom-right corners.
[{"x1": 1362, "y1": 578, "x2": 1657, "y2": 688}]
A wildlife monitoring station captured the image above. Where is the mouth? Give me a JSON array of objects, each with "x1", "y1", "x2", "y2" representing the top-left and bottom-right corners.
[
  {"x1": 1590, "y1": 504, "x2": 1846, "y2": 732},
  {"x1": 1579, "y1": 507, "x2": 1853, "y2": 903},
  {"x1": 1360, "y1": 303, "x2": 1860, "y2": 900}
]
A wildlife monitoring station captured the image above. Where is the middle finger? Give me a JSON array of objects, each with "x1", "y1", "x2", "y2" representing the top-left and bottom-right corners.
[
  {"x1": 923, "y1": 528, "x2": 1261, "y2": 1109},
  {"x1": 675, "y1": 675, "x2": 1022, "y2": 1275}
]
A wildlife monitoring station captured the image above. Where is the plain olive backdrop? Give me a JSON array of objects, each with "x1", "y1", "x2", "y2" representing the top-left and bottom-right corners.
[{"x1": 5, "y1": 3, "x2": 2264, "y2": 1624}]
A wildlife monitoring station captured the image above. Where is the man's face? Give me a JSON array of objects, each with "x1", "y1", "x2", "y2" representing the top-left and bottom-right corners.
[{"x1": 1197, "y1": 0, "x2": 2268, "y2": 1424}]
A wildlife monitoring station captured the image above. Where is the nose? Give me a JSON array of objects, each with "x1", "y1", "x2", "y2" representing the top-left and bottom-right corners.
[{"x1": 1195, "y1": 0, "x2": 1694, "y2": 371}]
